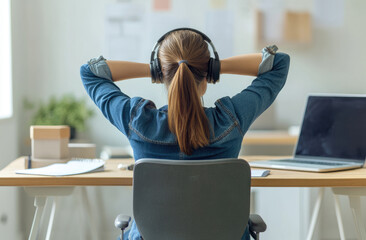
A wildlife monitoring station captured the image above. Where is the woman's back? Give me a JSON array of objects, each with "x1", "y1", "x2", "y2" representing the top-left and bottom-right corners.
[{"x1": 126, "y1": 98, "x2": 243, "y2": 160}]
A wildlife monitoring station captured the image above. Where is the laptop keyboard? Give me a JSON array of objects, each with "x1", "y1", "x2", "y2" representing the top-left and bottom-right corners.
[{"x1": 273, "y1": 159, "x2": 345, "y2": 166}]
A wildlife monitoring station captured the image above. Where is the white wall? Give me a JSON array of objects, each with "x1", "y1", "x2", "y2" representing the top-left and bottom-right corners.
[
  {"x1": 0, "y1": 120, "x2": 21, "y2": 239},
  {"x1": 0, "y1": 0, "x2": 24, "y2": 238},
  {"x1": 10, "y1": 0, "x2": 366, "y2": 239}
]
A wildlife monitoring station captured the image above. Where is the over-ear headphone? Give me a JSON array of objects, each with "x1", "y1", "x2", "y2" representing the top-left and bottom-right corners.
[{"x1": 150, "y1": 27, "x2": 220, "y2": 84}]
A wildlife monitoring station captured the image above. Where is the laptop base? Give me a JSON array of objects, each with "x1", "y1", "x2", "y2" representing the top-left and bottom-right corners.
[{"x1": 249, "y1": 159, "x2": 363, "y2": 173}]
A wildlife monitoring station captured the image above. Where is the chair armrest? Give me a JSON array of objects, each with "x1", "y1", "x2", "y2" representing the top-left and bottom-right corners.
[
  {"x1": 249, "y1": 214, "x2": 267, "y2": 233},
  {"x1": 114, "y1": 214, "x2": 131, "y2": 230}
]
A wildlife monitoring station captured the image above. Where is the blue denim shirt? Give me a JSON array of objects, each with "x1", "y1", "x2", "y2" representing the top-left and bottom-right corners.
[{"x1": 80, "y1": 50, "x2": 290, "y2": 240}]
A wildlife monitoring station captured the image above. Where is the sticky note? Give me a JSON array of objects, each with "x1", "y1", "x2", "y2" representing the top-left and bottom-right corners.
[
  {"x1": 210, "y1": 0, "x2": 226, "y2": 9},
  {"x1": 153, "y1": 0, "x2": 171, "y2": 11}
]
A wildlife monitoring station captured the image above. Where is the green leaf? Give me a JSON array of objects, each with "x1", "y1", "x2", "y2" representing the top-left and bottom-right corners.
[{"x1": 30, "y1": 94, "x2": 95, "y2": 131}]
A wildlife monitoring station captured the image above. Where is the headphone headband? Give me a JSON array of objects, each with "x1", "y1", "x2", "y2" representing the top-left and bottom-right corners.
[
  {"x1": 158, "y1": 28, "x2": 212, "y2": 43},
  {"x1": 150, "y1": 27, "x2": 220, "y2": 84}
]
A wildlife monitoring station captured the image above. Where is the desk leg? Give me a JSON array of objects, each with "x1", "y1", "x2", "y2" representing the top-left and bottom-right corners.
[
  {"x1": 349, "y1": 196, "x2": 366, "y2": 240},
  {"x1": 45, "y1": 197, "x2": 58, "y2": 240},
  {"x1": 306, "y1": 188, "x2": 324, "y2": 240},
  {"x1": 333, "y1": 194, "x2": 346, "y2": 240},
  {"x1": 29, "y1": 196, "x2": 47, "y2": 240},
  {"x1": 24, "y1": 187, "x2": 75, "y2": 240}
]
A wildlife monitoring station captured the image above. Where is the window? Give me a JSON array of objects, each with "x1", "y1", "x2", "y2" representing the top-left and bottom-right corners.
[{"x1": 0, "y1": 0, "x2": 12, "y2": 119}]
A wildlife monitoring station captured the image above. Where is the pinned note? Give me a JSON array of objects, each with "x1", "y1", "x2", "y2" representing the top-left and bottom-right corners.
[
  {"x1": 210, "y1": 0, "x2": 226, "y2": 9},
  {"x1": 153, "y1": 0, "x2": 171, "y2": 11}
]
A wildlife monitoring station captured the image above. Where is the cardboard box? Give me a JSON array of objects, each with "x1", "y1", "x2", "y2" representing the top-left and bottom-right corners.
[
  {"x1": 68, "y1": 143, "x2": 96, "y2": 159},
  {"x1": 31, "y1": 125, "x2": 70, "y2": 159}
]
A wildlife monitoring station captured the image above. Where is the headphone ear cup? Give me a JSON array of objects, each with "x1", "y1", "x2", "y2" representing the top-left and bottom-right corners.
[
  {"x1": 150, "y1": 61, "x2": 157, "y2": 83},
  {"x1": 154, "y1": 58, "x2": 163, "y2": 83},
  {"x1": 151, "y1": 58, "x2": 163, "y2": 83},
  {"x1": 211, "y1": 59, "x2": 221, "y2": 83},
  {"x1": 207, "y1": 58, "x2": 214, "y2": 83}
]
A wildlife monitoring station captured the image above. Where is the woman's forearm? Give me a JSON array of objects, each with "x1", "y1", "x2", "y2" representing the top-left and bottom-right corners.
[
  {"x1": 106, "y1": 61, "x2": 150, "y2": 82},
  {"x1": 220, "y1": 53, "x2": 262, "y2": 76},
  {"x1": 105, "y1": 53, "x2": 262, "y2": 81}
]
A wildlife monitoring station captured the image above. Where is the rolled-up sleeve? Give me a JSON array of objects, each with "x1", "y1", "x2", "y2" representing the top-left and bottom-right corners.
[
  {"x1": 80, "y1": 57, "x2": 137, "y2": 136},
  {"x1": 230, "y1": 52, "x2": 290, "y2": 134}
]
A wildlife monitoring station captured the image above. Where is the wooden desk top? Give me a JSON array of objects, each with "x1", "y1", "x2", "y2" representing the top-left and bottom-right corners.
[
  {"x1": 1, "y1": 156, "x2": 366, "y2": 187},
  {"x1": 243, "y1": 131, "x2": 298, "y2": 145}
]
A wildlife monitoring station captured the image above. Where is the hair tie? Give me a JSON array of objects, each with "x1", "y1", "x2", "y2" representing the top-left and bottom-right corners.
[{"x1": 178, "y1": 60, "x2": 188, "y2": 65}]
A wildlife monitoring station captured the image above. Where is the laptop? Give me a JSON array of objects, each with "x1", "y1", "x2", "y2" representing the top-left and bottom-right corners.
[{"x1": 249, "y1": 94, "x2": 366, "y2": 172}]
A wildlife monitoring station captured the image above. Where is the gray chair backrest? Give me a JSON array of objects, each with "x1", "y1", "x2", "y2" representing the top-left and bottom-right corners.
[{"x1": 133, "y1": 158, "x2": 251, "y2": 240}]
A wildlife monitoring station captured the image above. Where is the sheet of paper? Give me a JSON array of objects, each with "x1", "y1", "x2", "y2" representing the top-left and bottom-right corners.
[
  {"x1": 205, "y1": 10, "x2": 234, "y2": 58},
  {"x1": 106, "y1": 3, "x2": 142, "y2": 20},
  {"x1": 145, "y1": 12, "x2": 190, "y2": 47},
  {"x1": 107, "y1": 36, "x2": 142, "y2": 61},
  {"x1": 256, "y1": 0, "x2": 284, "y2": 10},
  {"x1": 255, "y1": 0, "x2": 285, "y2": 43},
  {"x1": 15, "y1": 159, "x2": 105, "y2": 176},
  {"x1": 105, "y1": 3, "x2": 145, "y2": 61},
  {"x1": 313, "y1": 0, "x2": 344, "y2": 28},
  {"x1": 261, "y1": 10, "x2": 284, "y2": 42},
  {"x1": 251, "y1": 169, "x2": 270, "y2": 177}
]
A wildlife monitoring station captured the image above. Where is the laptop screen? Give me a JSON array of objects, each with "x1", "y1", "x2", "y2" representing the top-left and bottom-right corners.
[{"x1": 295, "y1": 95, "x2": 366, "y2": 161}]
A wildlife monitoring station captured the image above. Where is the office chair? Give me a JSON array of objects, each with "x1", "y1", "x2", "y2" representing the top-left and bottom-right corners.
[{"x1": 115, "y1": 158, "x2": 267, "y2": 240}]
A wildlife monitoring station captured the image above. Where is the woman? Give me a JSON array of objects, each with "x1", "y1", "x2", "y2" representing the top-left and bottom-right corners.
[{"x1": 80, "y1": 28, "x2": 290, "y2": 240}]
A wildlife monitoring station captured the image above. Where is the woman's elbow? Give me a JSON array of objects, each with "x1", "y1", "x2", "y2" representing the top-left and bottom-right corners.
[
  {"x1": 80, "y1": 64, "x2": 87, "y2": 77},
  {"x1": 80, "y1": 64, "x2": 93, "y2": 79},
  {"x1": 276, "y1": 53, "x2": 290, "y2": 65}
]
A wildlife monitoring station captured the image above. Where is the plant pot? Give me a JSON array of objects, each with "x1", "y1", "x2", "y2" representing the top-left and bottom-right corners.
[{"x1": 70, "y1": 126, "x2": 76, "y2": 140}]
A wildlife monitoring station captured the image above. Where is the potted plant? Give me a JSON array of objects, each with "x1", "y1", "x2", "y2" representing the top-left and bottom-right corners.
[{"x1": 26, "y1": 94, "x2": 94, "y2": 139}]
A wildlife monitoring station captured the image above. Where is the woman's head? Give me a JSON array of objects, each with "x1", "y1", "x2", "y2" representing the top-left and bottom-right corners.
[
  {"x1": 158, "y1": 30, "x2": 211, "y2": 155},
  {"x1": 158, "y1": 30, "x2": 210, "y2": 90}
]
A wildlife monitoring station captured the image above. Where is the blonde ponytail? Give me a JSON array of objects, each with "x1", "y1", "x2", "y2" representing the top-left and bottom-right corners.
[{"x1": 168, "y1": 63, "x2": 210, "y2": 155}]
